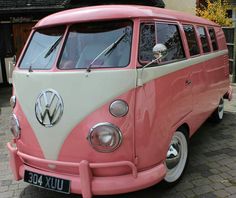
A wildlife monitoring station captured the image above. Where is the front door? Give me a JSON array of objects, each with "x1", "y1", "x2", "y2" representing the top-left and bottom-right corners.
[{"x1": 134, "y1": 21, "x2": 192, "y2": 170}]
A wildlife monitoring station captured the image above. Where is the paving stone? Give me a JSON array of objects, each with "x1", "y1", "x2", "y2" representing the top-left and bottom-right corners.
[
  {"x1": 182, "y1": 189, "x2": 195, "y2": 198},
  {"x1": 176, "y1": 182, "x2": 194, "y2": 191},
  {"x1": 198, "y1": 192, "x2": 217, "y2": 198},
  {"x1": 226, "y1": 186, "x2": 236, "y2": 194},
  {"x1": 228, "y1": 194, "x2": 236, "y2": 198},
  {"x1": 210, "y1": 169, "x2": 221, "y2": 175},
  {"x1": 8, "y1": 184, "x2": 19, "y2": 191},
  {"x1": 221, "y1": 179, "x2": 233, "y2": 187},
  {"x1": 227, "y1": 163, "x2": 236, "y2": 170},
  {"x1": 1, "y1": 179, "x2": 12, "y2": 186},
  {"x1": 208, "y1": 162, "x2": 221, "y2": 169},
  {"x1": 213, "y1": 190, "x2": 230, "y2": 197},
  {"x1": 192, "y1": 185, "x2": 213, "y2": 195},
  {"x1": 220, "y1": 173, "x2": 233, "y2": 180},
  {"x1": 210, "y1": 182, "x2": 225, "y2": 191},
  {"x1": 192, "y1": 178, "x2": 211, "y2": 186},
  {"x1": 208, "y1": 175, "x2": 224, "y2": 183},
  {"x1": 0, "y1": 190, "x2": 14, "y2": 198},
  {"x1": 0, "y1": 186, "x2": 8, "y2": 192}
]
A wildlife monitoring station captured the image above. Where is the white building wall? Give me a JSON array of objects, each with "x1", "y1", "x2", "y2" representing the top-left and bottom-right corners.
[{"x1": 164, "y1": 0, "x2": 196, "y2": 15}]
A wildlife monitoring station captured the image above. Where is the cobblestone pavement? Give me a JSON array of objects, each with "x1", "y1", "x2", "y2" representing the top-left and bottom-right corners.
[{"x1": 0, "y1": 85, "x2": 236, "y2": 198}]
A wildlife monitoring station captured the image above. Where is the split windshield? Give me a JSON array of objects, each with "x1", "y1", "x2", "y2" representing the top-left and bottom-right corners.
[{"x1": 19, "y1": 20, "x2": 133, "y2": 70}]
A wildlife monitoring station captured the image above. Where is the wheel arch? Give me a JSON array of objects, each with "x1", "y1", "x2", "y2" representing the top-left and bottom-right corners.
[{"x1": 176, "y1": 123, "x2": 190, "y2": 139}]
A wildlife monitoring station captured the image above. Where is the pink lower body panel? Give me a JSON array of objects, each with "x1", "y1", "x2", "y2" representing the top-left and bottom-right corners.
[{"x1": 7, "y1": 142, "x2": 166, "y2": 198}]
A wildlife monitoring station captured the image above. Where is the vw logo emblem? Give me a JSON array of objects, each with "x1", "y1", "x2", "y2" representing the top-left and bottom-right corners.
[{"x1": 35, "y1": 89, "x2": 64, "y2": 128}]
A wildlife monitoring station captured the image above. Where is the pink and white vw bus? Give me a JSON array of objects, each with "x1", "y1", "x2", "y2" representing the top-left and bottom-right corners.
[{"x1": 7, "y1": 5, "x2": 232, "y2": 198}]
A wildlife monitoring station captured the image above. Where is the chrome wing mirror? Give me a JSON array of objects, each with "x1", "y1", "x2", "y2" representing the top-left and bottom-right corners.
[
  {"x1": 153, "y1": 44, "x2": 167, "y2": 60},
  {"x1": 137, "y1": 44, "x2": 168, "y2": 86}
]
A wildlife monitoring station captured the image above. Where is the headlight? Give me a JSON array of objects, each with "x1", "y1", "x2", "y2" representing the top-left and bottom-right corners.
[
  {"x1": 10, "y1": 114, "x2": 21, "y2": 139},
  {"x1": 109, "y1": 100, "x2": 129, "y2": 117},
  {"x1": 10, "y1": 96, "x2": 16, "y2": 108},
  {"x1": 87, "y1": 123, "x2": 122, "y2": 153}
]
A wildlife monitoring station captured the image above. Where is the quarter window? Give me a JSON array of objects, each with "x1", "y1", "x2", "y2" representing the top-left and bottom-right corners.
[
  {"x1": 197, "y1": 26, "x2": 210, "y2": 53},
  {"x1": 183, "y1": 25, "x2": 200, "y2": 56},
  {"x1": 156, "y1": 23, "x2": 185, "y2": 62},
  {"x1": 208, "y1": 28, "x2": 218, "y2": 51}
]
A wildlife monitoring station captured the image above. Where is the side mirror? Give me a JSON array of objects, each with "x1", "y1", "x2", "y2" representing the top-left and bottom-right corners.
[
  {"x1": 137, "y1": 44, "x2": 168, "y2": 87},
  {"x1": 153, "y1": 44, "x2": 167, "y2": 60}
]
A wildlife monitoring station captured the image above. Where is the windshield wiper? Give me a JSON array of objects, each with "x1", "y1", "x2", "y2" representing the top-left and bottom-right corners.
[
  {"x1": 86, "y1": 32, "x2": 127, "y2": 72},
  {"x1": 44, "y1": 36, "x2": 63, "y2": 58}
]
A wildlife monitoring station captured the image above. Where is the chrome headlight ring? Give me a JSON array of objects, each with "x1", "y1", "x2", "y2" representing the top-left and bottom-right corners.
[
  {"x1": 10, "y1": 96, "x2": 16, "y2": 108},
  {"x1": 10, "y1": 114, "x2": 21, "y2": 139}
]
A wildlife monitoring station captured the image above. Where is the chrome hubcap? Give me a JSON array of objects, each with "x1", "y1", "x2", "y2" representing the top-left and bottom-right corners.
[
  {"x1": 166, "y1": 142, "x2": 181, "y2": 169},
  {"x1": 164, "y1": 131, "x2": 188, "y2": 183}
]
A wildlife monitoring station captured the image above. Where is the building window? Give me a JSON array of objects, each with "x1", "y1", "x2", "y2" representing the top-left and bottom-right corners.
[
  {"x1": 226, "y1": 9, "x2": 233, "y2": 18},
  {"x1": 183, "y1": 25, "x2": 200, "y2": 56}
]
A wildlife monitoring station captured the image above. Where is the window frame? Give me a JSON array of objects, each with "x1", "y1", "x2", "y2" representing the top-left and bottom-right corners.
[
  {"x1": 138, "y1": 20, "x2": 186, "y2": 67},
  {"x1": 138, "y1": 21, "x2": 156, "y2": 65},
  {"x1": 197, "y1": 26, "x2": 211, "y2": 54},
  {"x1": 207, "y1": 27, "x2": 219, "y2": 51},
  {"x1": 57, "y1": 20, "x2": 134, "y2": 70},
  {"x1": 183, "y1": 24, "x2": 201, "y2": 57},
  {"x1": 155, "y1": 21, "x2": 186, "y2": 65},
  {"x1": 18, "y1": 25, "x2": 67, "y2": 70}
]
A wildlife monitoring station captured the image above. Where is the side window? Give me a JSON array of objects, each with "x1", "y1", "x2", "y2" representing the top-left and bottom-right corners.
[
  {"x1": 197, "y1": 26, "x2": 210, "y2": 53},
  {"x1": 139, "y1": 23, "x2": 156, "y2": 62},
  {"x1": 208, "y1": 28, "x2": 218, "y2": 51},
  {"x1": 156, "y1": 23, "x2": 185, "y2": 63},
  {"x1": 183, "y1": 25, "x2": 200, "y2": 56}
]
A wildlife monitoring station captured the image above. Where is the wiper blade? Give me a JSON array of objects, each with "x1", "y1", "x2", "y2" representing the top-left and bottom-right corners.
[
  {"x1": 44, "y1": 36, "x2": 63, "y2": 58},
  {"x1": 104, "y1": 33, "x2": 127, "y2": 56},
  {"x1": 86, "y1": 32, "x2": 127, "y2": 72}
]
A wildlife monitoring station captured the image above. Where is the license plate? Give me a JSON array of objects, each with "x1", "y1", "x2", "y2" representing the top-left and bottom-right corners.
[{"x1": 24, "y1": 170, "x2": 70, "y2": 194}]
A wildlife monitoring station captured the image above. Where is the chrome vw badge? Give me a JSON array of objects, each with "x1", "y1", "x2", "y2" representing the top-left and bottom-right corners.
[{"x1": 35, "y1": 89, "x2": 64, "y2": 127}]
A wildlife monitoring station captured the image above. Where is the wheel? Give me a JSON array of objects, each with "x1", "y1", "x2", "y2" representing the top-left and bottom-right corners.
[
  {"x1": 163, "y1": 130, "x2": 189, "y2": 186},
  {"x1": 211, "y1": 98, "x2": 224, "y2": 123}
]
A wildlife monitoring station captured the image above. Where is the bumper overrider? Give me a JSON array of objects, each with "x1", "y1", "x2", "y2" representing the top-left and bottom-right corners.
[{"x1": 7, "y1": 142, "x2": 166, "y2": 198}]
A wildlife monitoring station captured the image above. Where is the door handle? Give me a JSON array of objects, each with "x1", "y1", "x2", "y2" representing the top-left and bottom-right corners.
[{"x1": 185, "y1": 79, "x2": 192, "y2": 85}]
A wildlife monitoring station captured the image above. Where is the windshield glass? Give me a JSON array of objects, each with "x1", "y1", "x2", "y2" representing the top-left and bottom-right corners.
[
  {"x1": 58, "y1": 20, "x2": 133, "y2": 70},
  {"x1": 19, "y1": 26, "x2": 65, "y2": 70}
]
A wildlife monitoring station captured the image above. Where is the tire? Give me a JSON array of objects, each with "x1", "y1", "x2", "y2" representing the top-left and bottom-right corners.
[
  {"x1": 163, "y1": 130, "x2": 189, "y2": 186},
  {"x1": 211, "y1": 98, "x2": 224, "y2": 123}
]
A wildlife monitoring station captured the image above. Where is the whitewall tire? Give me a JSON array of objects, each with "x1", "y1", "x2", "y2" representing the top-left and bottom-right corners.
[
  {"x1": 164, "y1": 130, "x2": 189, "y2": 185},
  {"x1": 211, "y1": 98, "x2": 224, "y2": 123}
]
